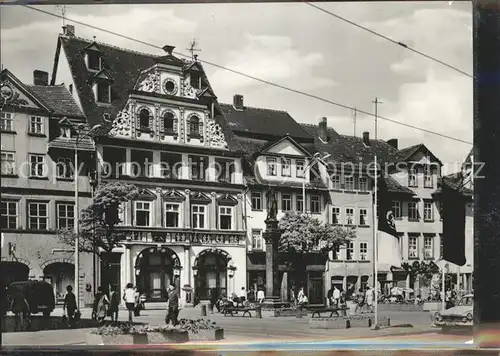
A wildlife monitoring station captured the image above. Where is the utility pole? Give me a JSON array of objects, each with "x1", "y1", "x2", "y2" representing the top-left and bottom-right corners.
[
  {"x1": 372, "y1": 98, "x2": 382, "y2": 140},
  {"x1": 352, "y1": 107, "x2": 357, "y2": 137},
  {"x1": 473, "y1": 0, "x2": 500, "y2": 348}
]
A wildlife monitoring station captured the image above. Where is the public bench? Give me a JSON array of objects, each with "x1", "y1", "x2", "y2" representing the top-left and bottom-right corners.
[
  {"x1": 223, "y1": 307, "x2": 256, "y2": 317},
  {"x1": 309, "y1": 306, "x2": 348, "y2": 318}
]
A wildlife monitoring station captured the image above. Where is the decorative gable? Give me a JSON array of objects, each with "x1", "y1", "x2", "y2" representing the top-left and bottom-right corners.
[
  {"x1": 82, "y1": 42, "x2": 104, "y2": 54},
  {"x1": 0, "y1": 70, "x2": 49, "y2": 110},
  {"x1": 109, "y1": 104, "x2": 133, "y2": 137},
  {"x1": 90, "y1": 69, "x2": 114, "y2": 83},
  {"x1": 137, "y1": 188, "x2": 157, "y2": 200},
  {"x1": 136, "y1": 69, "x2": 160, "y2": 93},
  {"x1": 206, "y1": 117, "x2": 228, "y2": 149},
  {"x1": 161, "y1": 189, "x2": 186, "y2": 202},
  {"x1": 217, "y1": 194, "x2": 238, "y2": 206},
  {"x1": 190, "y1": 191, "x2": 211, "y2": 204}
]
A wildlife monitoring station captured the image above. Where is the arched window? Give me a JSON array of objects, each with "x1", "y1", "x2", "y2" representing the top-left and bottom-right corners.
[
  {"x1": 163, "y1": 112, "x2": 175, "y2": 134},
  {"x1": 139, "y1": 108, "x2": 151, "y2": 130},
  {"x1": 190, "y1": 116, "x2": 200, "y2": 137}
]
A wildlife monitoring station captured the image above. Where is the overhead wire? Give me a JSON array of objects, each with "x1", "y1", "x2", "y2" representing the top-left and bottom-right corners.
[{"x1": 22, "y1": 5, "x2": 472, "y2": 146}]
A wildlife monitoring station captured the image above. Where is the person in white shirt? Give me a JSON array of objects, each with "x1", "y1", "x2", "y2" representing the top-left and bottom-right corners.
[
  {"x1": 257, "y1": 289, "x2": 265, "y2": 303},
  {"x1": 332, "y1": 286, "x2": 341, "y2": 307},
  {"x1": 123, "y1": 283, "x2": 136, "y2": 322},
  {"x1": 239, "y1": 287, "x2": 246, "y2": 305}
]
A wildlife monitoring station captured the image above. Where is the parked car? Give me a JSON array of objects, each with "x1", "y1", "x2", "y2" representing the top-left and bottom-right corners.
[
  {"x1": 433, "y1": 294, "x2": 473, "y2": 333},
  {"x1": 6, "y1": 280, "x2": 56, "y2": 317}
]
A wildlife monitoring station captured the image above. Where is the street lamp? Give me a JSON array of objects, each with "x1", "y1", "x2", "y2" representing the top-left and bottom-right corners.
[
  {"x1": 73, "y1": 123, "x2": 102, "y2": 312},
  {"x1": 302, "y1": 152, "x2": 331, "y2": 214}
]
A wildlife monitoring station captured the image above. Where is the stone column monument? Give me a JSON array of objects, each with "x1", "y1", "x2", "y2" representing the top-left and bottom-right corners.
[{"x1": 261, "y1": 188, "x2": 285, "y2": 309}]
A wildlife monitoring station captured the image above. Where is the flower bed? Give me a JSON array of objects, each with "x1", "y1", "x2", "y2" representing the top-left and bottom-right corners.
[
  {"x1": 378, "y1": 303, "x2": 423, "y2": 312},
  {"x1": 309, "y1": 315, "x2": 390, "y2": 329},
  {"x1": 273, "y1": 308, "x2": 308, "y2": 317}
]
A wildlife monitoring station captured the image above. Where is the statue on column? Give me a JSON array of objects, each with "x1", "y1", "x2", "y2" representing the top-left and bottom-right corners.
[{"x1": 266, "y1": 187, "x2": 278, "y2": 221}]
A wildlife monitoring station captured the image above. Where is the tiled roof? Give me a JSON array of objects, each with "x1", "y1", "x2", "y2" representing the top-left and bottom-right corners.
[
  {"x1": 434, "y1": 174, "x2": 473, "y2": 197},
  {"x1": 220, "y1": 104, "x2": 313, "y2": 141},
  {"x1": 28, "y1": 84, "x2": 84, "y2": 118},
  {"x1": 57, "y1": 35, "x2": 242, "y2": 152},
  {"x1": 245, "y1": 175, "x2": 328, "y2": 190},
  {"x1": 386, "y1": 176, "x2": 415, "y2": 195},
  {"x1": 386, "y1": 143, "x2": 443, "y2": 166},
  {"x1": 48, "y1": 122, "x2": 95, "y2": 151}
]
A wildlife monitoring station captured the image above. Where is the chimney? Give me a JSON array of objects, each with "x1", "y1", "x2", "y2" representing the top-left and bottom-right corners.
[
  {"x1": 162, "y1": 45, "x2": 175, "y2": 55},
  {"x1": 362, "y1": 131, "x2": 370, "y2": 146},
  {"x1": 33, "y1": 70, "x2": 49, "y2": 86},
  {"x1": 318, "y1": 117, "x2": 328, "y2": 142},
  {"x1": 233, "y1": 94, "x2": 244, "y2": 110},
  {"x1": 62, "y1": 25, "x2": 75, "y2": 37},
  {"x1": 387, "y1": 138, "x2": 398, "y2": 149}
]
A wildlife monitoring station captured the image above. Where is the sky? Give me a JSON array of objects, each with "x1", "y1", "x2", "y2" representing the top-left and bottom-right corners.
[{"x1": 0, "y1": 2, "x2": 473, "y2": 172}]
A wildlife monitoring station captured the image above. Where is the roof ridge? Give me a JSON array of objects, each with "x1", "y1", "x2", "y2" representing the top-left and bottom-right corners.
[
  {"x1": 60, "y1": 34, "x2": 169, "y2": 60},
  {"x1": 220, "y1": 102, "x2": 288, "y2": 114}
]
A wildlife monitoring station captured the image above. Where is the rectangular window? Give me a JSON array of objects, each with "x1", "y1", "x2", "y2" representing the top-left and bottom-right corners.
[
  {"x1": 131, "y1": 150, "x2": 154, "y2": 178},
  {"x1": 1, "y1": 151, "x2": 15, "y2": 175},
  {"x1": 102, "y1": 146, "x2": 126, "y2": 176},
  {"x1": 392, "y1": 200, "x2": 402, "y2": 218},
  {"x1": 296, "y1": 160, "x2": 305, "y2": 178},
  {"x1": 344, "y1": 176, "x2": 354, "y2": 191},
  {"x1": 219, "y1": 206, "x2": 232, "y2": 230},
  {"x1": 160, "y1": 152, "x2": 182, "y2": 179},
  {"x1": 408, "y1": 201, "x2": 419, "y2": 220},
  {"x1": 424, "y1": 236, "x2": 433, "y2": 259},
  {"x1": 346, "y1": 242, "x2": 354, "y2": 260},
  {"x1": 281, "y1": 193, "x2": 292, "y2": 211},
  {"x1": 189, "y1": 155, "x2": 208, "y2": 181},
  {"x1": 267, "y1": 158, "x2": 277, "y2": 176},
  {"x1": 29, "y1": 116, "x2": 43, "y2": 134},
  {"x1": 424, "y1": 167, "x2": 433, "y2": 188},
  {"x1": 0, "y1": 200, "x2": 18, "y2": 229},
  {"x1": 359, "y1": 177, "x2": 368, "y2": 191},
  {"x1": 252, "y1": 229, "x2": 263, "y2": 250},
  {"x1": 192, "y1": 205, "x2": 205, "y2": 229},
  {"x1": 331, "y1": 206, "x2": 341, "y2": 224},
  {"x1": 28, "y1": 202, "x2": 48, "y2": 230},
  {"x1": 281, "y1": 158, "x2": 291, "y2": 177},
  {"x1": 29, "y1": 154, "x2": 45, "y2": 177},
  {"x1": 165, "y1": 203, "x2": 180, "y2": 228},
  {"x1": 408, "y1": 236, "x2": 418, "y2": 259},
  {"x1": 310, "y1": 195, "x2": 320, "y2": 213},
  {"x1": 251, "y1": 191, "x2": 262, "y2": 210},
  {"x1": 345, "y1": 208, "x2": 355, "y2": 225},
  {"x1": 296, "y1": 194, "x2": 304, "y2": 212},
  {"x1": 190, "y1": 73, "x2": 201, "y2": 89},
  {"x1": 56, "y1": 157, "x2": 74, "y2": 179},
  {"x1": 424, "y1": 201, "x2": 434, "y2": 221},
  {"x1": 87, "y1": 52, "x2": 101, "y2": 70},
  {"x1": 359, "y1": 242, "x2": 368, "y2": 261},
  {"x1": 215, "y1": 159, "x2": 234, "y2": 183},
  {"x1": 57, "y1": 203, "x2": 75, "y2": 229},
  {"x1": 331, "y1": 175, "x2": 341, "y2": 190},
  {"x1": 135, "y1": 201, "x2": 151, "y2": 227},
  {"x1": 332, "y1": 245, "x2": 341, "y2": 260},
  {"x1": 408, "y1": 168, "x2": 418, "y2": 187},
  {"x1": 97, "y1": 83, "x2": 111, "y2": 103},
  {"x1": 359, "y1": 208, "x2": 368, "y2": 226},
  {"x1": 1, "y1": 112, "x2": 13, "y2": 131}
]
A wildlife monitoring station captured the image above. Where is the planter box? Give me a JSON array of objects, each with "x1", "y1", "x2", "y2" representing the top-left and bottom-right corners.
[
  {"x1": 188, "y1": 328, "x2": 224, "y2": 342},
  {"x1": 147, "y1": 331, "x2": 189, "y2": 344},
  {"x1": 86, "y1": 333, "x2": 149, "y2": 345},
  {"x1": 310, "y1": 315, "x2": 390, "y2": 329},
  {"x1": 378, "y1": 303, "x2": 423, "y2": 312},
  {"x1": 274, "y1": 309, "x2": 308, "y2": 317}
]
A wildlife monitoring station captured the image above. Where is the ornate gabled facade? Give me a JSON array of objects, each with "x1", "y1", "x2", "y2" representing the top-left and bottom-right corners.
[
  {"x1": 51, "y1": 25, "x2": 247, "y2": 305},
  {"x1": 1, "y1": 68, "x2": 95, "y2": 307}
]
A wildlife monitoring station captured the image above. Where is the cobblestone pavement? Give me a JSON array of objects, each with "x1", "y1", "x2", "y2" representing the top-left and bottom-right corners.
[{"x1": 2, "y1": 305, "x2": 463, "y2": 347}]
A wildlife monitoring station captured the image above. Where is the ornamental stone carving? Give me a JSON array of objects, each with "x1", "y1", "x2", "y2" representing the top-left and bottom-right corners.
[
  {"x1": 206, "y1": 118, "x2": 228, "y2": 148},
  {"x1": 110, "y1": 105, "x2": 132, "y2": 137},
  {"x1": 137, "y1": 71, "x2": 160, "y2": 93}
]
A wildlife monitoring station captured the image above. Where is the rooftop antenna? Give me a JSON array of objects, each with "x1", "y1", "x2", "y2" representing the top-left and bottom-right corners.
[
  {"x1": 55, "y1": 5, "x2": 67, "y2": 27},
  {"x1": 186, "y1": 39, "x2": 202, "y2": 61}
]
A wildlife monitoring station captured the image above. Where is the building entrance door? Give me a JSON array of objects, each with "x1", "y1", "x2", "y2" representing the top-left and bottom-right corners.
[{"x1": 308, "y1": 278, "x2": 324, "y2": 305}]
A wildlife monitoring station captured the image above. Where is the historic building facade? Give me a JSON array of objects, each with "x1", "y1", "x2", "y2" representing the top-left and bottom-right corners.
[
  {"x1": 0, "y1": 68, "x2": 95, "y2": 306},
  {"x1": 50, "y1": 25, "x2": 247, "y2": 306}
]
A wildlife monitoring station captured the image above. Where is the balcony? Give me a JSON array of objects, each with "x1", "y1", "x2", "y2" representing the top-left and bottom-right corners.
[{"x1": 118, "y1": 227, "x2": 246, "y2": 246}]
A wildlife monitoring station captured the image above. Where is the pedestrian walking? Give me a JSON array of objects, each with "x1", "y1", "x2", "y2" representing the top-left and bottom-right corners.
[
  {"x1": 257, "y1": 288, "x2": 265, "y2": 304},
  {"x1": 165, "y1": 284, "x2": 179, "y2": 326},
  {"x1": 209, "y1": 288, "x2": 219, "y2": 312},
  {"x1": 133, "y1": 287, "x2": 141, "y2": 317},
  {"x1": 11, "y1": 291, "x2": 31, "y2": 331},
  {"x1": 365, "y1": 287, "x2": 374, "y2": 313},
  {"x1": 108, "y1": 285, "x2": 119, "y2": 323},
  {"x1": 239, "y1": 287, "x2": 247, "y2": 305},
  {"x1": 123, "y1": 283, "x2": 136, "y2": 322},
  {"x1": 354, "y1": 289, "x2": 365, "y2": 314},
  {"x1": 63, "y1": 285, "x2": 77, "y2": 328},
  {"x1": 332, "y1": 286, "x2": 341, "y2": 308},
  {"x1": 93, "y1": 286, "x2": 110, "y2": 324}
]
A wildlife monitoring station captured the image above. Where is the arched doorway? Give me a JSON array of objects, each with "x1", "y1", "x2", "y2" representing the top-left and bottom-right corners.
[
  {"x1": 193, "y1": 249, "x2": 231, "y2": 301},
  {"x1": 135, "y1": 247, "x2": 181, "y2": 301},
  {"x1": 43, "y1": 262, "x2": 74, "y2": 302},
  {"x1": 0, "y1": 261, "x2": 29, "y2": 287}
]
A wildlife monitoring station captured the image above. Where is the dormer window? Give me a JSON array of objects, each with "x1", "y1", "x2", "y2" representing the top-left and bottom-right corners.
[
  {"x1": 87, "y1": 51, "x2": 101, "y2": 71},
  {"x1": 96, "y1": 82, "x2": 111, "y2": 103},
  {"x1": 60, "y1": 127, "x2": 72, "y2": 139},
  {"x1": 138, "y1": 108, "x2": 152, "y2": 131},
  {"x1": 190, "y1": 73, "x2": 201, "y2": 89}
]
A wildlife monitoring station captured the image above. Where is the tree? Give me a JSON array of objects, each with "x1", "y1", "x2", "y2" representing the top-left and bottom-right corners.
[
  {"x1": 401, "y1": 261, "x2": 440, "y2": 290},
  {"x1": 277, "y1": 212, "x2": 356, "y2": 290},
  {"x1": 58, "y1": 181, "x2": 139, "y2": 291}
]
